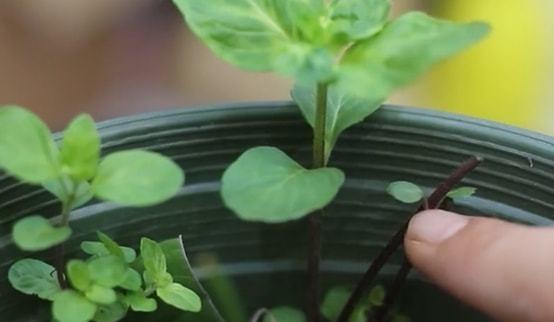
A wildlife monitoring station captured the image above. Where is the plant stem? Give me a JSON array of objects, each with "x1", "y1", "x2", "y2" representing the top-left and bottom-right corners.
[
  {"x1": 370, "y1": 259, "x2": 412, "y2": 322},
  {"x1": 55, "y1": 193, "x2": 75, "y2": 289},
  {"x1": 337, "y1": 156, "x2": 483, "y2": 322},
  {"x1": 307, "y1": 82, "x2": 328, "y2": 322}
]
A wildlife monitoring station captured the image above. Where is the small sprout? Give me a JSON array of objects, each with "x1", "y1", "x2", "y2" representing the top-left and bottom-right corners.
[
  {"x1": 447, "y1": 186, "x2": 477, "y2": 200},
  {"x1": 387, "y1": 181, "x2": 424, "y2": 204},
  {"x1": 12, "y1": 216, "x2": 71, "y2": 251}
]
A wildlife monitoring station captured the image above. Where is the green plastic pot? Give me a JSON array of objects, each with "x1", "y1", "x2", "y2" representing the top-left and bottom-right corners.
[{"x1": 1, "y1": 102, "x2": 554, "y2": 322}]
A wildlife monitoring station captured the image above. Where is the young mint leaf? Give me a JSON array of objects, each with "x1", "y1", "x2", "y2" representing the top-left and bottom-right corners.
[
  {"x1": 387, "y1": 181, "x2": 424, "y2": 204},
  {"x1": 447, "y1": 186, "x2": 477, "y2": 200},
  {"x1": 67, "y1": 260, "x2": 91, "y2": 292},
  {"x1": 0, "y1": 105, "x2": 60, "y2": 183},
  {"x1": 12, "y1": 216, "x2": 72, "y2": 251},
  {"x1": 8, "y1": 259, "x2": 60, "y2": 301},
  {"x1": 156, "y1": 282, "x2": 202, "y2": 312},
  {"x1": 119, "y1": 268, "x2": 142, "y2": 291},
  {"x1": 88, "y1": 255, "x2": 127, "y2": 288},
  {"x1": 222, "y1": 147, "x2": 344, "y2": 223},
  {"x1": 43, "y1": 177, "x2": 93, "y2": 209},
  {"x1": 337, "y1": 12, "x2": 490, "y2": 99},
  {"x1": 85, "y1": 284, "x2": 117, "y2": 305},
  {"x1": 60, "y1": 114, "x2": 100, "y2": 181},
  {"x1": 81, "y1": 241, "x2": 136, "y2": 264},
  {"x1": 93, "y1": 300, "x2": 129, "y2": 322},
  {"x1": 263, "y1": 307, "x2": 306, "y2": 322},
  {"x1": 328, "y1": 0, "x2": 390, "y2": 42},
  {"x1": 97, "y1": 231, "x2": 137, "y2": 263},
  {"x1": 292, "y1": 82, "x2": 383, "y2": 161},
  {"x1": 173, "y1": 0, "x2": 333, "y2": 82},
  {"x1": 126, "y1": 292, "x2": 158, "y2": 312},
  {"x1": 140, "y1": 238, "x2": 167, "y2": 280},
  {"x1": 92, "y1": 150, "x2": 184, "y2": 207},
  {"x1": 52, "y1": 290, "x2": 97, "y2": 322}
]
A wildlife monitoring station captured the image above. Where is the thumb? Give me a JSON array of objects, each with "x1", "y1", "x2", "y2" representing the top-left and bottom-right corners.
[{"x1": 405, "y1": 210, "x2": 554, "y2": 322}]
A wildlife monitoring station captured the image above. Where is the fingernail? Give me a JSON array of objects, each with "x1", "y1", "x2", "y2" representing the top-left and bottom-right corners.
[{"x1": 408, "y1": 210, "x2": 469, "y2": 244}]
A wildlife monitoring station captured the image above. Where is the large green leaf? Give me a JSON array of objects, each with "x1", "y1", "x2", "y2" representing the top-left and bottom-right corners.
[
  {"x1": 52, "y1": 290, "x2": 97, "y2": 322},
  {"x1": 8, "y1": 259, "x2": 61, "y2": 301},
  {"x1": 292, "y1": 82, "x2": 383, "y2": 161},
  {"x1": 60, "y1": 114, "x2": 100, "y2": 181},
  {"x1": 12, "y1": 216, "x2": 72, "y2": 251},
  {"x1": 0, "y1": 106, "x2": 60, "y2": 183},
  {"x1": 173, "y1": 0, "x2": 333, "y2": 82},
  {"x1": 337, "y1": 12, "x2": 490, "y2": 99},
  {"x1": 157, "y1": 282, "x2": 202, "y2": 313},
  {"x1": 92, "y1": 150, "x2": 184, "y2": 207},
  {"x1": 328, "y1": 0, "x2": 390, "y2": 42},
  {"x1": 221, "y1": 147, "x2": 344, "y2": 222}
]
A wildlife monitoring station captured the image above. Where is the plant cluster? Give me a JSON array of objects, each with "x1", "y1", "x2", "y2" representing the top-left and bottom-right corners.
[
  {"x1": 1, "y1": 107, "x2": 201, "y2": 322},
  {"x1": 174, "y1": 0, "x2": 489, "y2": 321},
  {"x1": 1, "y1": 0, "x2": 492, "y2": 321}
]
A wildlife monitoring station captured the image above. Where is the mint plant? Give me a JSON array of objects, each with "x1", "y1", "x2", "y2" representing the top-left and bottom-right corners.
[
  {"x1": 174, "y1": 0, "x2": 489, "y2": 320},
  {"x1": 1, "y1": 106, "x2": 201, "y2": 322}
]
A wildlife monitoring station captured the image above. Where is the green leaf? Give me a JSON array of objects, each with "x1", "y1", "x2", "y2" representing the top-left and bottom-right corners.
[
  {"x1": 368, "y1": 285, "x2": 386, "y2": 307},
  {"x1": 85, "y1": 284, "x2": 117, "y2": 305},
  {"x1": 52, "y1": 290, "x2": 97, "y2": 322},
  {"x1": 222, "y1": 147, "x2": 344, "y2": 223},
  {"x1": 43, "y1": 177, "x2": 93, "y2": 209},
  {"x1": 328, "y1": 0, "x2": 390, "y2": 42},
  {"x1": 141, "y1": 237, "x2": 167, "y2": 279},
  {"x1": 8, "y1": 259, "x2": 61, "y2": 300},
  {"x1": 387, "y1": 181, "x2": 424, "y2": 204},
  {"x1": 156, "y1": 282, "x2": 202, "y2": 312},
  {"x1": 447, "y1": 186, "x2": 477, "y2": 200},
  {"x1": 67, "y1": 260, "x2": 91, "y2": 292},
  {"x1": 93, "y1": 301, "x2": 129, "y2": 322},
  {"x1": 321, "y1": 286, "x2": 350, "y2": 321},
  {"x1": 92, "y1": 150, "x2": 184, "y2": 207},
  {"x1": 60, "y1": 114, "x2": 100, "y2": 181},
  {"x1": 88, "y1": 255, "x2": 127, "y2": 288},
  {"x1": 292, "y1": 82, "x2": 383, "y2": 161},
  {"x1": 119, "y1": 268, "x2": 142, "y2": 291},
  {"x1": 338, "y1": 12, "x2": 490, "y2": 99},
  {"x1": 97, "y1": 231, "x2": 137, "y2": 263},
  {"x1": 126, "y1": 292, "x2": 158, "y2": 312},
  {"x1": 264, "y1": 307, "x2": 306, "y2": 322},
  {"x1": 80, "y1": 241, "x2": 136, "y2": 264},
  {"x1": 12, "y1": 216, "x2": 71, "y2": 251},
  {"x1": 0, "y1": 105, "x2": 60, "y2": 183},
  {"x1": 173, "y1": 0, "x2": 333, "y2": 82}
]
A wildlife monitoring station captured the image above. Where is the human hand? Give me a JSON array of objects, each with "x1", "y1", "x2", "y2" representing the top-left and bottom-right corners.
[{"x1": 405, "y1": 210, "x2": 554, "y2": 322}]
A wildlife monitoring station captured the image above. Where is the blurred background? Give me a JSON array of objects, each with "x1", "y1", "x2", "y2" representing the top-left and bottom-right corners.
[{"x1": 0, "y1": 0, "x2": 553, "y2": 133}]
